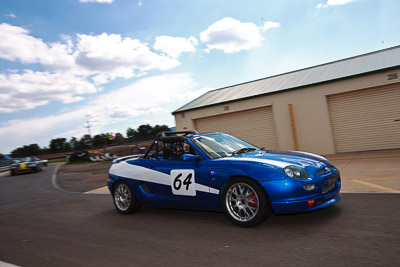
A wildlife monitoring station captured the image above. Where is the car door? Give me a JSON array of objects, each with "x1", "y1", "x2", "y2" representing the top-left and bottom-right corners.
[{"x1": 142, "y1": 154, "x2": 218, "y2": 210}]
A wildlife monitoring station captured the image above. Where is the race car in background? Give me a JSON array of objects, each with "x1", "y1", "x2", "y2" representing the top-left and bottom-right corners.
[
  {"x1": 10, "y1": 156, "x2": 44, "y2": 176},
  {"x1": 108, "y1": 131, "x2": 341, "y2": 227}
]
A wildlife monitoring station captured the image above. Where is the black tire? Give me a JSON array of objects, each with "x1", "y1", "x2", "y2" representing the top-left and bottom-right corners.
[
  {"x1": 10, "y1": 169, "x2": 16, "y2": 176},
  {"x1": 221, "y1": 177, "x2": 271, "y2": 227},
  {"x1": 112, "y1": 181, "x2": 141, "y2": 214}
]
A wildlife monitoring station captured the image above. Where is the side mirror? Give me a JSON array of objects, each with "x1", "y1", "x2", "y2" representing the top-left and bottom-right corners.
[{"x1": 182, "y1": 154, "x2": 197, "y2": 161}]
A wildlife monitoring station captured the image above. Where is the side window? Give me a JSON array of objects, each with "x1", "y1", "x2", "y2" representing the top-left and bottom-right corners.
[
  {"x1": 184, "y1": 142, "x2": 198, "y2": 156},
  {"x1": 162, "y1": 141, "x2": 200, "y2": 161},
  {"x1": 162, "y1": 141, "x2": 184, "y2": 161},
  {"x1": 146, "y1": 141, "x2": 164, "y2": 160},
  {"x1": 145, "y1": 138, "x2": 201, "y2": 161}
]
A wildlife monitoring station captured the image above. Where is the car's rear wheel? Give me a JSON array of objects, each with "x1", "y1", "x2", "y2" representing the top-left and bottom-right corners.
[
  {"x1": 112, "y1": 181, "x2": 141, "y2": 214},
  {"x1": 10, "y1": 169, "x2": 16, "y2": 176},
  {"x1": 222, "y1": 177, "x2": 271, "y2": 227}
]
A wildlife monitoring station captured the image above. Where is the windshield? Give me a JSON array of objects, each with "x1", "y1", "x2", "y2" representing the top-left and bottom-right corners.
[
  {"x1": 21, "y1": 157, "x2": 32, "y2": 162},
  {"x1": 192, "y1": 133, "x2": 258, "y2": 159}
]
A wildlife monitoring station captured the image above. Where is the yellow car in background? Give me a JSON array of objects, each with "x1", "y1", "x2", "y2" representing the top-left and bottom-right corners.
[{"x1": 10, "y1": 157, "x2": 43, "y2": 176}]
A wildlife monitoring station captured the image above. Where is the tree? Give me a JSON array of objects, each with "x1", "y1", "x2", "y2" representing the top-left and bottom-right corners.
[
  {"x1": 127, "y1": 128, "x2": 138, "y2": 142},
  {"x1": 11, "y1": 144, "x2": 41, "y2": 157},
  {"x1": 49, "y1": 138, "x2": 70, "y2": 153},
  {"x1": 152, "y1": 125, "x2": 170, "y2": 136},
  {"x1": 93, "y1": 134, "x2": 107, "y2": 148},
  {"x1": 76, "y1": 134, "x2": 92, "y2": 150},
  {"x1": 69, "y1": 137, "x2": 78, "y2": 151},
  {"x1": 115, "y1": 133, "x2": 125, "y2": 145},
  {"x1": 127, "y1": 124, "x2": 170, "y2": 142},
  {"x1": 137, "y1": 124, "x2": 153, "y2": 140}
]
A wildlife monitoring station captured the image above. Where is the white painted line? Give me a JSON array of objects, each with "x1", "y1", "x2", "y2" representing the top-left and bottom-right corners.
[
  {"x1": 84, "y1": 186, "x2": 110, "y2": 195},
  {"x1": 51, "y1": 162, "x2": 67, "y2": 192},
  {"x1": 0, "y1": 261, "x2": 20, "y2": 267},
  {"x1": 51, "y1": 163, "x2": 80, "y2": 194}
]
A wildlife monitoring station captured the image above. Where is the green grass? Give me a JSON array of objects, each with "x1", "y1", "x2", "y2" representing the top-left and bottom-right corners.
[
  {"x1": 67, "y1": 160, "x2": 94, "y2": 165},
  {"x1": 47, "y1": 158, "x2": 67, "y2": 163}
]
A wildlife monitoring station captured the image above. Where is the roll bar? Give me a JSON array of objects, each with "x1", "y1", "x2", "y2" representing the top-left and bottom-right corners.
[
  {"x1": 143, "y1": 130, "x2": 199, "y2": 159},
  {"x1": 155, "y1": 130, "x2": 198, "y2": 140}
]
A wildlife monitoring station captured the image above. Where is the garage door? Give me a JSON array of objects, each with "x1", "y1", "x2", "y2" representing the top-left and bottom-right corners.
[
  {"x1": 327, "y1": 84, "x2": 400, "y2": 153},
  {"x1": 194, "y1": 106, "x2": 278, "y2": 149}
]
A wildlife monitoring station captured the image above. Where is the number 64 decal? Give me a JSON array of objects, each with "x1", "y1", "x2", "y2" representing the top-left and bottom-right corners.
[{"x1": 171, "y1": 170, "x2": 196, "y2": 196}]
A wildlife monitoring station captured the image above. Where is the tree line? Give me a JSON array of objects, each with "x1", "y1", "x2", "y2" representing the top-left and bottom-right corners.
[{"x1": 8, "y1": 124, "x2": 170, "y2": 158}]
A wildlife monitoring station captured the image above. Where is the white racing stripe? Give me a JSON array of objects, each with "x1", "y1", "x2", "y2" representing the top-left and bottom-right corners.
[
  {"x1": 110, "y1": 161, "x2": 220, "y2": 195},
  {"x1": 216, "y1": 157, "x2": 292, "y2": 168},
  {"x1": 289, "y1": 151, "x2": 328, "y2": 161}
]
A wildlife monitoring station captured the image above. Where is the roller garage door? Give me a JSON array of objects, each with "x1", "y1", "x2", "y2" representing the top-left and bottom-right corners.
[
  {"x1": 194, "y1": 106, "x2": 278, "y2": 149},
  {"x1": 327, "y1": 84, "x2": 400, "y2": 153}
]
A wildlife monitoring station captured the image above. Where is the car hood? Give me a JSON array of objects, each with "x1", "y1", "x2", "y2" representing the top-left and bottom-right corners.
[{"x1": 219, "y1": 150, "x2": 329, "y2": 168}]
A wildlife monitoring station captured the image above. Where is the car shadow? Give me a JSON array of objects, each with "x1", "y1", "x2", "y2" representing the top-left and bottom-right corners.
[
  {"x1": 265, "y1": 204, "x2": 342, "y2": 228},
  {"x1": 94, "y1": 201, "x2": 343, "y2": 231}
]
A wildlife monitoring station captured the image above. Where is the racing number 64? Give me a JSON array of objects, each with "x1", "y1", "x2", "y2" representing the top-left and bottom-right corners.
[
  {"x1": 171, "y1": 170, "x2": 196, "y2": 196},
  {"x1": 173, "y1": 173, "x2": 193, "y2": 191}
]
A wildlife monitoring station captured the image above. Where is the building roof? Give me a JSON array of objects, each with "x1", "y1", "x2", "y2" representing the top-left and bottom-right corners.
[{"x1": 173, "y1": 45, "x2": 400, "y2": 114}]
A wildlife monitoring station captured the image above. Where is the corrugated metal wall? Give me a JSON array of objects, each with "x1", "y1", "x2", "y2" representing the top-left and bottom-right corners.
[
  {"x1": 327, "y1": 84, "x2": 400, "y2": 152},
  {"x1": 194, "y1": 106, "x2": 278, "y2": 149}
]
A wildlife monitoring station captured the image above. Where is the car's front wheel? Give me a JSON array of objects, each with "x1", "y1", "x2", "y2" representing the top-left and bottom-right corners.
[
  {"x1": 112, "y1": 181, "x2": 141, "y2": 214},
  {"x1": 222, "y1": 177, "x2": 271, "y2": 227}
]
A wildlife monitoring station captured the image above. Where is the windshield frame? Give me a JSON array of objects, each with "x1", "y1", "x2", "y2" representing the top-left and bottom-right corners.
[{"x1": 191, "y1": 133, "x2": 259, "y2": 160}]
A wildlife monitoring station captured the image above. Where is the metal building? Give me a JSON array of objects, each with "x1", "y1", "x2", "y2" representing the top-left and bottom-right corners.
[{"x1": 173, "y1": 46, "x2": 400, "y2": 155}]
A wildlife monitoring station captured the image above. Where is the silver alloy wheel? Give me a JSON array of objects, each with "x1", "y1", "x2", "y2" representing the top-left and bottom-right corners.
[
  {"x1": 225, "y1": 182, "x2": 259, "y2": 222},
  {"x1": 114, "y1": 183, "x2": 132, "y2": 211}
]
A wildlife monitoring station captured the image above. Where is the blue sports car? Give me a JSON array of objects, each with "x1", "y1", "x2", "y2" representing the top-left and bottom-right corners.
[{"x1": 108, "y1": 131, "x2": 341, "y2": 227}]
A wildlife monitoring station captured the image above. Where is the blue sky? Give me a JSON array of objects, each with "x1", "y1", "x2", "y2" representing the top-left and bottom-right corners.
[{"x1": 0, "y1": 0, "x2": 399, "y2": 153}]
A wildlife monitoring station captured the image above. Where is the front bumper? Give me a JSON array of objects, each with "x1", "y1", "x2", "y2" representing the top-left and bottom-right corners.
[
  {"x1": 260, "y1": 168, "x2": 342, "y2": 214},
  {"x1": 271, "y1": 189, "x2": 341, "y2": 214}
]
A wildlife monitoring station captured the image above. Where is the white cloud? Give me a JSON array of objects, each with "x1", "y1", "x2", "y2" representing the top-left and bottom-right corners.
[
  {"x1": 317, "y1": 0, "x2": 356, "y2": 8},
  {"x1": 154, "y1": 36, "x2": 198, "y2": 58},
  {"x1": 200, "y1": 17, "x2": 264, "y2": 53},
  {"x1": 0, "y1": 23, "x2": 189, "y2": 113},
  {"x1": 75, "y1": 33, "x2": 180, "y2": 75},
  {"x1": 4, "y1": 13, "x2": 16, "y2": 18},
  {"x1": 91, "y1": 72, "x2": 200, "y2": 111},
  {"x1": 0, "y1": 73, "x2": 211, "y2": 152},
  {"x1": 262, "y1": 21, "x2": 280, "y2": 32},
  {"x1": 79, "y1": 0, "x2": 113, "y2": 3},
  {"x1": 0, "y1": 23, "x2": 74, "y2": 69},
  {"x1": 0, "y1": 70, "x2": 97, "y2": 113}
]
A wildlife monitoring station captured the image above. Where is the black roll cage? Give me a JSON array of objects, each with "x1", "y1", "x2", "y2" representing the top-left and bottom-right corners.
[{"x1": 143, "y1": 130, "x2": 199, "y2": 160}]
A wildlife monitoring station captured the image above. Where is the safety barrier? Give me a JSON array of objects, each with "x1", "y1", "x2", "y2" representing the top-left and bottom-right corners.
[{"x1": 0, "y1": 166, "x2": 10, "y2": 172}]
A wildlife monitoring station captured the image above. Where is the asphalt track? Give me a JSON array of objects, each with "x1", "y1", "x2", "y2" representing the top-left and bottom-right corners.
[{"x1": 0, "y1": 163, "x2": 399, "y2": 266}]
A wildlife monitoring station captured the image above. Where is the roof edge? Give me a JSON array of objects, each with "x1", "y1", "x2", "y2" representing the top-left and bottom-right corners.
[
  {"x1": 172, "y1": 65, "x2": 400, "y2": 115},
  {"x1": 172, "y1": 45, "x2": 400, "y2": 115}
]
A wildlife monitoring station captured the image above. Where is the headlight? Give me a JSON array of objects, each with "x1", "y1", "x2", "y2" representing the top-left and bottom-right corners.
[
  {"x1": 325, "y1": 166, "x2": 333, "y2": 173},
  {"x1": 284, "y1": 165, "x2": 309, "y2": 180}
]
